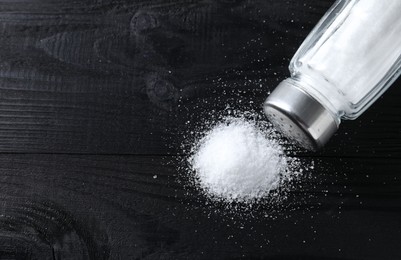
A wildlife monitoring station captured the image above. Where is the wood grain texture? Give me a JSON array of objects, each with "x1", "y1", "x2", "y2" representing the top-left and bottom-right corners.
[
  {"x1": 0, "y1": 0, "x2": 335, "y2": 154},
  {"x1": 0, "y1": 0, "x2": 400, "y2": 259},
  {"x1": 0, "y1": 154, "x2": 400, "y2": 259}
]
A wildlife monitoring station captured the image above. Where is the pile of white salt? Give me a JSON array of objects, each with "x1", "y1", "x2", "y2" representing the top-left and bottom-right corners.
[{"x1": 189, "y1": 118, "x2": 296, "y2": 203}]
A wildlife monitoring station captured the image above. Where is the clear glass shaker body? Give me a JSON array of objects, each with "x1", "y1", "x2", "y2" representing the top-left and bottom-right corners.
[{"x1": 264, "y1": 0, "x2": 401, "y2": 150}]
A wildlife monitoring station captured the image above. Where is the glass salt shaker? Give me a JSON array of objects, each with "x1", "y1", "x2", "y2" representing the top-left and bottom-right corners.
[{"x1": 264, "y1": 0, "x2": 401, "y2": 151}]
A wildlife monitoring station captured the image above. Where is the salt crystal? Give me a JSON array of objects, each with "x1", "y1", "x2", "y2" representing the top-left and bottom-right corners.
[{"x1": 189, "y1": 118, "x2": 292, "y2": 203}]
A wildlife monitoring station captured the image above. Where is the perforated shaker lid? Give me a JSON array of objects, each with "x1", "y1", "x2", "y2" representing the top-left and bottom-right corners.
[{"x1": 264, "y1": 80, "x2": 339, "y2": 151}]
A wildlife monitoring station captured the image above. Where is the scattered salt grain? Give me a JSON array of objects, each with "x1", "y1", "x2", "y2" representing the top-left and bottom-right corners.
[{"x1": 189, "y1": 118, "x2": 294, "y2": 203}]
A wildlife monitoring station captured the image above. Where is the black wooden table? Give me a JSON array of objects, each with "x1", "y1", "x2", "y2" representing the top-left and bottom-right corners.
[{"x1": 0, "y1": 0, "x2": 400, "y2": 259}]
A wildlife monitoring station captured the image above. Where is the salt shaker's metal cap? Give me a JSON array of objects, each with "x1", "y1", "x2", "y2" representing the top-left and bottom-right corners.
[{"x1": 264, "y1": 80, "x2": 339, "y2": 151}]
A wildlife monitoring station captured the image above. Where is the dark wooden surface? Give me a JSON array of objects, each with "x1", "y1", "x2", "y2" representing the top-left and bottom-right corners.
[{"x1": 0, "y1": 0, "x2": 400, "y2": 259}]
